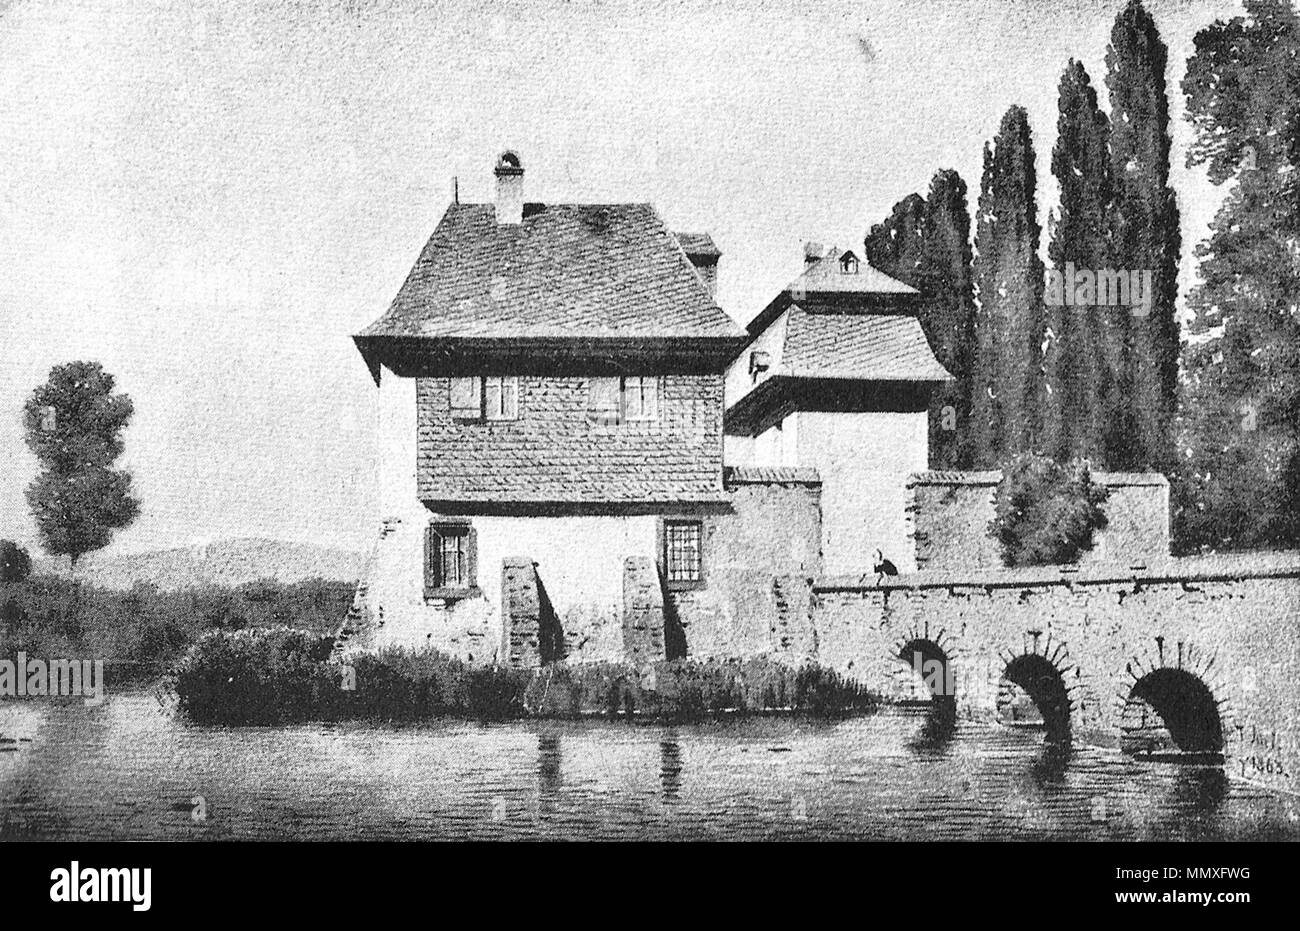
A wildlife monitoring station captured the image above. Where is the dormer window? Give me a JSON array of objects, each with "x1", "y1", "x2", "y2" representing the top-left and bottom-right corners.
[{"x1": 840, "y1": 252, "x2": 860, "y2": 275}]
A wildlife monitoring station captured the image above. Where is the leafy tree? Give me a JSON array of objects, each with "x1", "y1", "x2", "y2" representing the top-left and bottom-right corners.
[
  {"x1": 988, "y1": 454, "x2": 1110, "y2": 567},
  {"x1": 1177, "y1": 0, "x2": 1300, "y2": 551},
  {"x1": 0, "y1": 540, "x2": 33, "y2": 584},
  {"x1": 866, "y1": 173, "x2": 978, "y2": 469},
  {"x1": 1107, "y1": 0, "x2": 1181, "y2": 471},
  {"x1": 864, "y1": 192, "x2": 926, "y2": 284},
  {"x1": 1044, "y1": 60, "x2": 1119, "y2": 465},
  {"x1": 23, "y1": 362, "x2": 140, "y2": 570},
  {"x1": 972, "y1": 106, "x2": 1046, "y2": 466}
]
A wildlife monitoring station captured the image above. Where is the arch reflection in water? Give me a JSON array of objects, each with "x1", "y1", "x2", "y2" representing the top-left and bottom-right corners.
[
  {"x1": 908, "y1": 697, "x2": 957, "y2": 753},
  {"x1": 537, "y1": 732, "x2": 562, "y2": 819},
  {"x1": 659, "y1": 733, "x2": 682, "y2": 799},
  {"x1": 1030, "y1": 738, "x2": 1071, "y2": 786},
  {"x1": 1167, "y1": 765, "x2": 1229, "y2": 829},
  {"x1": 894, "y1": 638, "x2": 957, "y2": 754}
]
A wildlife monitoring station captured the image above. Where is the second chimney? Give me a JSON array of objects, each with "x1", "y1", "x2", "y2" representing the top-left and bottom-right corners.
[{"x1": 494, "y1": 151, "x2": 524, "y2": 225}]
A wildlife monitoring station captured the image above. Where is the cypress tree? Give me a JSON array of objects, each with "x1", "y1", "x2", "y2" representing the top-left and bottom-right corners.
[
  {"x1": 1045, "y1": 60, "x2": 1118, "y2": 464},
  {"x1": 1106, "y1": 0, "x2": 1181, "y2": 471},
  {"x1": 971, "y1": 106, "x2": 1046, "y2": 467}
]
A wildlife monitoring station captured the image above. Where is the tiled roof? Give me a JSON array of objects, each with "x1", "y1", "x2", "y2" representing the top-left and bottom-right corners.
[
  {"x1": 908, "y1": 470, "x2": 1002, "y2": 485},
  {"x1": 1093, "y1": 472, "x2": 1171, "y2": 487},
  {"x1": 787, "y1": 249, "x2": 917, "y2": 297},
  {"x1": 745, "y1": 247, "x2": 919, "y2": 337},
  {"x1": 908, "y1": 470, "x2": 1170, "y2": 486},
  {"x1": 724, "y1": 466, "x2": 822, "y2": 485},
  {"x1": 674, "y1": 232, "x2": 721, "y2": 259},
  {"x1": 781, "y1": 305, "x2": 952, "y2": 382},
  {"x1": 357, "y1": 203, "x2": 746, "y2": 341}
]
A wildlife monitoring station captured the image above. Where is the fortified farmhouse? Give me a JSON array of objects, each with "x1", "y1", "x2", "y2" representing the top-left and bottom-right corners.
[{"x1": 342, "y1": 153, "x2": 1300, "y2": 794}]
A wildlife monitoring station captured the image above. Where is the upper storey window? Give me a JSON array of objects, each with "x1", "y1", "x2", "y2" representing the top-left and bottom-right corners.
[
  {"x1": 840, "y1": 252, "x2": 860, "y2": 275},
  {"x1": 588, "y1": 376, "x2": 659, "y2": 425},
  {"x1": 450, "y1": 377, "x2": 518, "y2": 421},
  {"x1": 623, "y1": 376, "x2": 658, "y2": 421}
]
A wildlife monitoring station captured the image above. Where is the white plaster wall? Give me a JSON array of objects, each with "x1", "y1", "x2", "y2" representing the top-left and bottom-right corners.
[
  {"x1": 478, "y1": 514, "x2": 657, "y2": 661},
  {"x1": 724, "y1": 434, "x2": 756, "y2": 466},
  {"x1": 796, "y1": 410, "x2": 928, "y2": 576},
  {"x1": 376, "y1": 365, "x2": 419, "y2": 518},
  {"x1": 363, "y1": 512, "x2": 656, "y2": 664},
  {"x1": 748, "y1": 415, "x2": 799, "y2": 467},
  {"x1": 723, "y1": 308, "x2": 788, "y2": 407}
]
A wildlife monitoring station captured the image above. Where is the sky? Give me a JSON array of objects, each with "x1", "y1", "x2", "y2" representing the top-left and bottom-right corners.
[{"x1": 0, "y1": 0, "x2": 1247, "y2": 556}]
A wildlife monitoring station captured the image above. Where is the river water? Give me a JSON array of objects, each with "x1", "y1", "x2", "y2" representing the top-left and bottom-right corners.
[{"x1": 0, "y1": 693, "x2": 1295, "y2": 841}]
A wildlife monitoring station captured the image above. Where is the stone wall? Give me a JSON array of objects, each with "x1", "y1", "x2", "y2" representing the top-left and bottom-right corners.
[
  {"x1": 416, "y1": 374, "x2": 726, "y2": 503},
  {"x1": 623, "y1": 556, "x2": 666, "y2": 666},
  {"x1": 501, "y1": 558, "x2": 541, "y2": 668},
  {"x1": 909, "y1": 470, "x2": 1170, "y2": 571},
  {"x1": 665, "y1": 468, "x2": 822, "y2": 661},
  {"x1": 811, "y1": 552, "x2": 1300, "y2": 796},
  {"x1": 343, "y1": 473, "x2": 824, "y2": 668}
]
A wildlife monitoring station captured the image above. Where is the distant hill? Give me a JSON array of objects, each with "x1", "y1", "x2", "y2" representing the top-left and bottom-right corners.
[{"x1": 34, "y1": 538, "x2": 365, "y2": 590}]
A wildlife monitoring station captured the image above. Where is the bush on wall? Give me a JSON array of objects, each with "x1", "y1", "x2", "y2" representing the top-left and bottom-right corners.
[{"x1": 988, "y1": 454, "x2": 1109, "y2": 567}]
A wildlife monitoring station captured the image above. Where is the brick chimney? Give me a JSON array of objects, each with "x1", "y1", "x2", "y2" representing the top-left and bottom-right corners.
[{"x1": 494, "y1": 150, "x2": 524, "y2": 225}]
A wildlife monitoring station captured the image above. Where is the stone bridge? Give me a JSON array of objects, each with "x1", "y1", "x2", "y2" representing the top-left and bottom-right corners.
[{"x1": 809, "y1": 552, "x2": 1300, "y2": 797}]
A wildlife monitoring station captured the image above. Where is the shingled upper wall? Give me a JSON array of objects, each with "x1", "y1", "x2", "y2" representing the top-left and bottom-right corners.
[{"x1": 416, "y1": 374, "x2": 726, "y2": 503}]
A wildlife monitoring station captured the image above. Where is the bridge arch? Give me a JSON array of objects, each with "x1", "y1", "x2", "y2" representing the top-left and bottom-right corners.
[
  {"x1": 997, "y1": 635, "x2": 1076, "y2": 745},
  {"x1": 1120, "y1": 641, "x2": 1227, "y2": 762},
  {"x1": 892, "y1": 625, "x2": 958, "y2": 702},
  {"x1": 892, "y1": 627, "x2": 958, "y2": 747}
]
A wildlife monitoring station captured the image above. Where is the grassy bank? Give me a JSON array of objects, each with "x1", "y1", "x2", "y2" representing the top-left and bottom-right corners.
[
  {"x1": 170, "y1": 630, "x2": 881, "y2": 724},
  {"x1": 0, "y1": 575, "x2": 353, "y2": 686}
]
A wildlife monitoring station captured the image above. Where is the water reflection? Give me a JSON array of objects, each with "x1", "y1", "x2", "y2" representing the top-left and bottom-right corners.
[
  {"x1": 0, "y1": 694, "x2": 1293, "y2": 841},
  {"x1": 1029, "y1": 739, "x2": 1071, "y2": 786},
  {"x1": 907, "y1": 698, "x2": 957, "y2": 754},
  {"x1": 659, "y1": 734, "x2": 682, "y2": 799},
  {"x1": 537, "y1": 733, "x2": 562, "y2": 819},
  {"x1": 1158, "y1": 765, "x2": 1228, "y2": 838}
]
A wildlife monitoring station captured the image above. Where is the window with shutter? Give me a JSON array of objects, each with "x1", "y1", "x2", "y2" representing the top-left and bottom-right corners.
[
  {"x1": 624, "y1": 376, "x2": 658, "y2": 421},
  {"x1": 450, "y1": 378, "x2": 482, "y2": 420},
  {"x1": 588, "y1": 376, "x2": 660, "y2": 425},
  {"x1": 484, "y1": 376, "x2": 518, "y2": 421},
  {"x1": 424, "y1": 521, "x2": 478, "y2": 599},
  {"x1": 587, "y1": 376, "x2": 621, "y2": 425}
]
